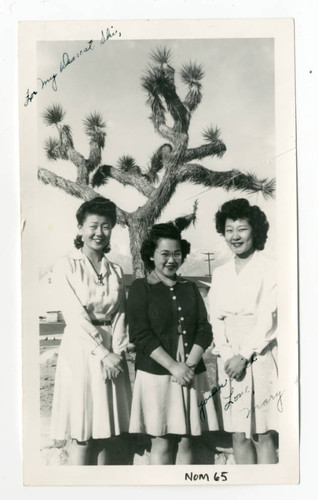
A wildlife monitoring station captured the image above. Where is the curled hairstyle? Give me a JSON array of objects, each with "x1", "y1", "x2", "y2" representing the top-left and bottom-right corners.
[
  {"x1": 215, "y1": 198, "x2": 269, "y2": 251},
  {"x1": 141, "y1": 223, "x2": 191, "y2": 271},
  {"x1": 74, "y1": 197, "x2": 117, "y2": 253}
]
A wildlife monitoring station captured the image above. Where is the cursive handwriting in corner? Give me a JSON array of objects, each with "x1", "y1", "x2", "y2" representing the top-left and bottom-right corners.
[
  {"x1": 100, "y1": 27, "x2": 121, "y2": 44},
  {"x1": 38, "y1": 73, "x2": 57, "y2": 92},
  {"x1": 24, "y1": 88, "x2": 38, "y2": 107},
  {"x1": 198, "y1": 379, "x2": 228, "y2": 422},
  {"x1": 60, "y1": 40, "x2": 94, "y2": 73},
  {"x1": 240, "y1": 389, "x2": 285, "y2": 419}
]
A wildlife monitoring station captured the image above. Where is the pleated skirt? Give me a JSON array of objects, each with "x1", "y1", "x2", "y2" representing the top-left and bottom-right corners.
[
  {"x1": 129, "y1": 369, "x2": 219, "y2": 436},
  {"x1": 50, "y1": 327, "x2": 132, "y2": 442},
  {"x1": 216, "y1": 316, "x2": 279, "y2": 438}
]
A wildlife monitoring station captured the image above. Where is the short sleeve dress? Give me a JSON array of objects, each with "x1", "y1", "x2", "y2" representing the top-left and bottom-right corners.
[
  {"x1": 50, "y1": 249, "x2": 132, "y2": 442},
  {"x1": 127, "y1": 271, "x2": 219, "y2": 437},
  {"x1": 208, "y1": 251, "x2": 279, "y2": 438}
]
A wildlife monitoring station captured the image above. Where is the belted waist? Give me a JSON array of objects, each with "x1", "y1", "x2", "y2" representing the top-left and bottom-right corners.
[
  {"x1": 91, "y1": 319, "x2": 112, "y2": 326},
  {"x1": 224, "y1": 315, "x2": 257, "y2": 327}
]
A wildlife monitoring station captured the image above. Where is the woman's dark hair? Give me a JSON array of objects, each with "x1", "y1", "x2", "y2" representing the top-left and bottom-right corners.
[
  {"x1": 141, "y1": 223, "x2": 191, "y2": 271},
  {"x1": 215, "y1": 198, "x2": 269, "y2": 250},
  {"x1": 74, "y1": 197, "x2": 116, "y2": 253}
]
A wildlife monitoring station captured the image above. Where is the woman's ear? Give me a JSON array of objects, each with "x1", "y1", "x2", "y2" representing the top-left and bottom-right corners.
[
  {"x1": 150, "y1": 257, "x2": 154, "y2": 261},
  {"x1": 77, "y1": 224, "x2": 82, "y2": 235}
]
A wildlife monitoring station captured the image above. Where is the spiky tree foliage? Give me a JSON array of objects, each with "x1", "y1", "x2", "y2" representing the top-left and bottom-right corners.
[
  {"x1": 181, "y1": 62, "x2": 204, "y2": 112},
  {"x1": 42, "y1": 103, "x2": 65, "y2": 125},
  {"x1": 38, "y1": 47, "x2": 275, "y2": 277}
]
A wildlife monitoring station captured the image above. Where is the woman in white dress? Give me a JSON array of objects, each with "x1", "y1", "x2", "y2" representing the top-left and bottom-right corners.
[
  {"x1": 209, "y1": 198, "x2": 278, "y2": 464},
  {"x1": 50, "y1": 197, "x2": 132, "y2": 465}
]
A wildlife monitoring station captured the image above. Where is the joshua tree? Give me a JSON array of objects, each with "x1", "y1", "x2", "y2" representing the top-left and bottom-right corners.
[{"x1": 38, "y1": 47, "x2": 275, "y2": 277}]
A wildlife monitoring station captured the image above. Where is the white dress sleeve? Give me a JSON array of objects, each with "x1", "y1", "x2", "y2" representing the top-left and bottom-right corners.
[
  {"x1": 240, "y1": 258, "x2": 277, "y2": 360},
  {"x1": 209, "y1": 267, "x2": 235, "y2": 363},
  {"x1": 53, "y1": 257, "x2": 110, "y2": 360},
  {"x1": 109, "y1": 264, "x2": 129, "y2": 355}
]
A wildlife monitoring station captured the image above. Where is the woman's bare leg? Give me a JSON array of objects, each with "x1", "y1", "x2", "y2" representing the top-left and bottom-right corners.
[
  {"x1": 68, "y1": 439, "x2": 90, "y2": 465},
  {"x1": 253, "y1": 432, "x2": 278, "y2": 464},
  {"x1": 232, "y1": 432, "x2": 256, "y2": 464},
  {"x1": 150, "y1": 436, "x2": 173, "y2": 465},
  {"x1": 175, "y1": 436, "x2": 193, "y2": 465}
]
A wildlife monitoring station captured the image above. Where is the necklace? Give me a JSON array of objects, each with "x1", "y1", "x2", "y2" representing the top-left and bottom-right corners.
[
  {"x1": 153, "y1": 269, "x2": 177, "y2": 287},
  {"x1": 82, "y1": 251, "x2": 107, "y2": 285}
]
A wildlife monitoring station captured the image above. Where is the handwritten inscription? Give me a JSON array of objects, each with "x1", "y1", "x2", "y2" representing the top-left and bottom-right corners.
[
  {"x1": 185, "y1": 472, "x2": 228, "y2": 482},
  {"x1": 101, "y1": 26, "x2": 121, "y2": 44},
  {"x1": 24, "y1": 89, "x2": 38, "y2": 107},
  {"x1": 60, "y1": 40, "x2": 94, "y2": 72},
  {"x1": 24, "y1": 27, "x2": 121, "y2": 107},
  {"x1": 241, "y1": 390, "x2": 285, "y2": 418},
  {"x1": 223, "y1": 385, "x2": 250, "y2": 411},
  {"x1": 38, "y1": 73, "x2": 58, "y2": 92},
  {"x1": 198, "y1": 379, "x2": 228, "y2": 422}
]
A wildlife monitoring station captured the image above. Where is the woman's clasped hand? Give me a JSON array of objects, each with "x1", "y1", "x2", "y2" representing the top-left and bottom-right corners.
[
  {"x1": 101, "y1": 352, "x2": 124, "y2": 380},
  {"x1": 224, "y1": 355, "x2": 248, "y2": 381},
  {"x1": 170, "y1": 361, "x2": 195, "y2": 386}
]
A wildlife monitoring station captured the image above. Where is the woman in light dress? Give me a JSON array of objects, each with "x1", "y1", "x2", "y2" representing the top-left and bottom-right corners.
[
  {"x1": 50, "y1": 197, "x2": 132, "y2": 465},
  {"x1": 127, "y1": 223, "x2": 218, "y2": 465},
  {"x1": 209, "y1": 198, "x2": 278, "y2": 464}
]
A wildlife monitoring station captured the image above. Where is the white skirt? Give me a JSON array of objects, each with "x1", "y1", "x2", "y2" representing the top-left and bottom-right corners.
[
  {"x1": 129, "y1": 369, "x2": 219, "y2": 436},
  {"x1": 50, "y1": 326, "x2": 132, "y2": 442},
  {"x1": 216, "y1": 316, "x2": 279, "y2": 438}
]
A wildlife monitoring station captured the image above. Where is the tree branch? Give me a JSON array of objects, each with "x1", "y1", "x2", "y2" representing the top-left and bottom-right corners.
[
  {"x1": 175, "y1": 163, "x2": 276, "y2": 198},
  {"x1": 142, "y1": 48, "x2": 190, "y2": 139},
  {"x1": 38, "y1": 167, "x2": 128, "y2": 226},
  {"x1": 91, "y1": 164, "x2": 155, "y2": 198},
  {"x1": 83, "y1": 112, "x2": 107, "y2": 173},
  {"x1": 184, "y1": 142, "x2": 226, "y2": 162},
  {"x1": 169, "y1": 199, "x2": 198, "y2": 231}
]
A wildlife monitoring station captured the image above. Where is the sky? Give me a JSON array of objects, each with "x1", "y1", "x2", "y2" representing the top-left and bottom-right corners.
[{"x1": 36, "y1": 36, "x2": 276, "y2": 274}]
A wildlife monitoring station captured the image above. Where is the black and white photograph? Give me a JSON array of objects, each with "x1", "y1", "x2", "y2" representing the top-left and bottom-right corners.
[{"x1": 19, "y1": 18, "x2": 298, "y2": 485}]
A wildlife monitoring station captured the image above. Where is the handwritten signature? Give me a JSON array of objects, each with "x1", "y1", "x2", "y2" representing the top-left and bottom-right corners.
[
  {"x1": 223, "y1": 385, "x2": 250, "y2": 411},
  {"x1": 240, "y1": 390, "x2": 285, "y2": 419},
  {"x1": 24, "y1": 27, "x2": 121, "y2": 107},
  {"x1": 198, "y1": 379, "x2": 228, "y2": 422}
]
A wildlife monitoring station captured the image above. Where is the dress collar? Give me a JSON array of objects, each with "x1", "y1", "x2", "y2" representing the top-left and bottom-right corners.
[
  {"x1": 146, "y1": 270, "x2": 187, "y2": 285},
  {"x1": 231, "y1": 249, "x2": 260, "y2": 275},
  {"x1": 69, "y1": 248, "x2": 109, "y2": 265}
]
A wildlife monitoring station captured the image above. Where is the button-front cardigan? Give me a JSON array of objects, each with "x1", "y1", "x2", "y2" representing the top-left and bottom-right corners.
[{"x1": 127, "y1": 277, "x2": 213, "y2": 375}]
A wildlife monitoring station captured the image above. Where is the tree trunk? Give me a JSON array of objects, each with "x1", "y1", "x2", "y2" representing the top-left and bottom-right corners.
[{"x1": 127, "y1": 214, "x2": 153, "y2": 279}]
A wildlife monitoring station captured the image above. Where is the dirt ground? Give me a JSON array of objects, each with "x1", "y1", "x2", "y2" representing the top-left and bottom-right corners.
[{"x1": 40, "y1": 345, "x2": 235, "y2": 466}]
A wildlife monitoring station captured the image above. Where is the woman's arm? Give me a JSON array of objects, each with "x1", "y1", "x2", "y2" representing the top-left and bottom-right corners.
[
  {"x1": 150, "y1": 346, "x2": 194, "y2": 384},
  {"x1": 208, "y1": 269, "x2": 235, "y2": 363},
  {"x1": 239, "y1": 259, "x2": 277, "y2": 361},
  {"x1": 109, "y1": 264, "x2": 129, "y2": 355},
  {"x1": 54, "y1": 258, "x2": 110, "y2": 361},
  {"x1": 191, "y1": 283, "x2": 213, "y2": 353},
  {"x1": 184, "y1": 284, "x2": 212, "y2": 368},
  {"x1": 127, "y1": 279, "x2": 163, "y2": 356}
]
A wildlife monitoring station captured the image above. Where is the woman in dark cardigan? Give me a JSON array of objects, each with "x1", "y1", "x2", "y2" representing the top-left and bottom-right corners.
[{"x1": 127, "y1": 223, "x2": 218, "y2": 465}]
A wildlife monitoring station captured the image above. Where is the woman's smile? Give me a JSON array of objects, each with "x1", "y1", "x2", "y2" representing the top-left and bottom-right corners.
[
  {"x1": 224, "y1": 218, "x2": 254, "y2": 258},
  {"x1": 152, "y1": 238, "x2": 183, "y2": 279}
]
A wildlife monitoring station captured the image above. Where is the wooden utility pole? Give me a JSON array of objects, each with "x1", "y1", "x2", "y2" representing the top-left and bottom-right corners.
[{"x1": 203, "y1": 252, "x2": 215, "y2": 280}]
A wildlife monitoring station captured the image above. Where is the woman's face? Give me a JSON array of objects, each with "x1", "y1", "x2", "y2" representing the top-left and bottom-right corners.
[
  {"x1": 78, "y1": 213, "x2": 112, "y2": 254},
  {"x1": 224, "y1": 218, "x2": 254, "y2": 257},
  {"x1": 152, "y1": 238, "x2": 183, "y2": 279}
]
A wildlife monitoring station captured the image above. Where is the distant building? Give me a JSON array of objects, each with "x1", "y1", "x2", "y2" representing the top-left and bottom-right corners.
[{"x1": 46, "y1": 310, "x2": 64, "y2": 322}]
